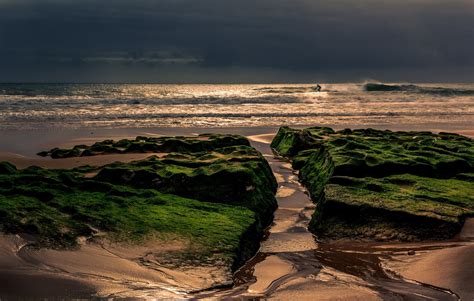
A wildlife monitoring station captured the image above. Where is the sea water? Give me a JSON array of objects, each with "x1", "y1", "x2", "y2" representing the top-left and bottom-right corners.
[{"x1": 0, "y1": 83, "x2": 473, "y2": 129}]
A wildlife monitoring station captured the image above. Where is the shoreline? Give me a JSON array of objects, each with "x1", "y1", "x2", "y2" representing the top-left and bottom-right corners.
[{"x1": 1, "y1": 122, "x2": 472, "y2": 159}]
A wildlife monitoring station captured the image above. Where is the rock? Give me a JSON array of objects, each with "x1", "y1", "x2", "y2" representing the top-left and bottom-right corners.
[
  {"x1": 36, "y1": 151, "x2": 49, "y2": 157},
  {"x1": 51, "y1": 148, "x2": 81, "y2": 159},
  {"x1": 2, "y1": 134, "x2": 278, "y2": 276},
  {"x1": 38, "y1": 134, "x2": 252, "y2": 158},
  {"x1": 0, "y1": 162, "x2": 17, "y2": 174},
  {"x1": 272, "y1": 126, "x2": 474, "y2": 241}
]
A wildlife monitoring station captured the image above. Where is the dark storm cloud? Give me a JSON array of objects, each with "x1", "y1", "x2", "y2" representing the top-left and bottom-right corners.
[{"x1": 0, "y1": 0, "x2": 473, "y2": 82}]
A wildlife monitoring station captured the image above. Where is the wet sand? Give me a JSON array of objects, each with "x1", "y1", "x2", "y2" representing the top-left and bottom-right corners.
[
  {"x1": 383, "y1": 222, "x2": 474, "y2": 300},
  {"x1": 1, "y1": 122, "x2": 472, "y2": 157},
  {"x1": 0, "y1": 235, "x2": 97, "y2": 298},
  {"x1": 0, "y1": 152, "x2": 168, "y2": 169},
  {"x1": 0, "y1": 124, "x2": 473, "y2": 299},
  {"x1": 0, "y1": 234, "x2": 232, "y2": 298}
]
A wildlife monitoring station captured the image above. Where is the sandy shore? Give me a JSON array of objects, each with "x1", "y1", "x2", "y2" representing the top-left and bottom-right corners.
[
  {"x1": 383, "y1": 220, "x2": 474, "y2": 300},
  {"x1": 0, "y1": 123, "x2": 473, "y2": 299},
  {"x1": 1, "y1": 122, "x2": 472, "y2": 158},
  {"x1": 0, "y1": 233, "x2": 233, "y2": 299}
]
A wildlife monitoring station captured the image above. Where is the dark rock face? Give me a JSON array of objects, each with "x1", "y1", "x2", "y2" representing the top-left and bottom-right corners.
[
  {"x1": 1, "y1": 134, "x2": 277, "y2": 271},
  {"x1": 0, "y1": 162, "x2": 16, "y2": 175},
  {"x1": 272, "y1": 126, "x2": 474, "y2": 241}
]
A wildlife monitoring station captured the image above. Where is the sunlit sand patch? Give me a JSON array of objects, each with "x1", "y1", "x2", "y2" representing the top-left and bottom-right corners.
[
  {"x1": 313, "y1": 266, "x2": 372, "y2": 285},
  {"x1": 247, "y1": 255, "x2": 296, "y2": 295},
  {"x1": 271, "y1": 269, "x2": 381, "y2": 301},
  {"x1": 247, "y1": 133, "x2": 275, "y2": 144},
  {"x1": 273, "y1": 173, "x2": 285, "y2": 184},
  {"x1": 277, "y1": 189, "x2": 313, "y2": 210},
  {"x1": 277, "y1": 187, "x2": 296, "y2": 198},
  {"x1": 270, "y1": 209, "x2": 302, "y2": 233},
  {"x1": 260, "y1": 232, "x2": 317, "y2": 253},
  {"x1": 288, "y1": 174, "x2": 299, "y2": 183},
  {"x1": 270, "y1": 207, "x2": 314, "y2": 233},
  {"x1": 280, "y1": 162, "x2": 293, "y2": 170}
]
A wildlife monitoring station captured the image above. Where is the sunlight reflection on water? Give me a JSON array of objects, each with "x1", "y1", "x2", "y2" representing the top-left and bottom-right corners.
[{"x1": 0, "y1": 83, "x2": 473, "y2": 129}]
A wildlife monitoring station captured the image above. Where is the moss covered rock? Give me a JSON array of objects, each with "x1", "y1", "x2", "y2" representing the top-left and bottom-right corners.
[
  {"x1": 2, "y1": 135, "x2": 277, "y2": 270},
  {"x1": 92, "y1": 145, "x2": 277, "y2": 228},
  {"x1": 272, "y1": 126, "x2": 474, "y2": 241},
  {"x1": 37, "y1": 134, "x2": 250, "y2": 158}
]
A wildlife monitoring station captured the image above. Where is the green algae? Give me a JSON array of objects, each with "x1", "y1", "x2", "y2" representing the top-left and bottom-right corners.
[
  {"x1": 272, "y1": 126, "x2": 474, "y2": 241},
  {"x1": 92, "y1": 145, "x2": 277, "y2": 227},
  {"x1": 0, "y1": 135, "x2": 277, "y2": 268},
  {"x1": 306, "y1": 127, "x2": 474, "y2": 178},
  {"x1": 0, "y1": 173, "x2": 255, "y2": 253},
  {"x1": 37, "y1": 134, "x2": 250, "y2": 158}
]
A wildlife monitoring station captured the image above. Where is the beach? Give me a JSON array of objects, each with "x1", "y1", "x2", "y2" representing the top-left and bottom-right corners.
[
  {"x1": 0, "y1": 122, "x2": 473, "y2": 299},
  {"x1": 2, "y1": 0, "x2": 473, "y2": 294}
]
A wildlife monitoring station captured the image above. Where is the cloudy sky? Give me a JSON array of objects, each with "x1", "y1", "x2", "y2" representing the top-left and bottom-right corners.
[{"x1": 0, "y1": 0, "x2": 473, "y2": 83}]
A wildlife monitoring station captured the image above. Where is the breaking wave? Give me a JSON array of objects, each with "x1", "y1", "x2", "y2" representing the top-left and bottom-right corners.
[{"x1": 365, "y1": 83, "x2": 474, "y2": 96}]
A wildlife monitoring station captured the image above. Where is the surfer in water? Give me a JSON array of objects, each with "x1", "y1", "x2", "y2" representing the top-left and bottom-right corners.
[{"x1": 314, "y1": 84, "x2": 322, "y2": 92}]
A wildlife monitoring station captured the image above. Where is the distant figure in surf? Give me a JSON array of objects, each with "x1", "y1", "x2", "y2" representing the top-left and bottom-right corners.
[{"x1": 314, "y1": 84, "x2": 322, "y2": 92}]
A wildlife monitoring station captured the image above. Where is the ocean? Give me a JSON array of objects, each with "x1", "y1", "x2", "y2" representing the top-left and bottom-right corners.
[{"x1": 0, "y1": 83, "x2": 473, "y2": 130}]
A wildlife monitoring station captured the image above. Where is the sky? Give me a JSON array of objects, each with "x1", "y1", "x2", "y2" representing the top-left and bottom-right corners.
[{"x1": 0, "y1": 0, "x2": 473, "y2": 83}]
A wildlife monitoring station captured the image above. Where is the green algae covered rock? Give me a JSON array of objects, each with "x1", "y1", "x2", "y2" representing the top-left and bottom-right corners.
[
  {"x1": 93, "y1": 145, "x2": 277, "y2": 227},
  {"x1": 37, "y1": 134, "x2": 251, "y2": 158},
  {"x1": 1, "y1": 135, "x2": 277, "y2": 269},
  {"x1": 272, "y1": 126, "x2": 474, "y2": 241}
]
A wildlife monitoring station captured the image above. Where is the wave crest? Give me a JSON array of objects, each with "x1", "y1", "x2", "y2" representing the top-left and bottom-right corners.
[{"x1": 365, "y1": 83, "x2": 474, "y2": 96}]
